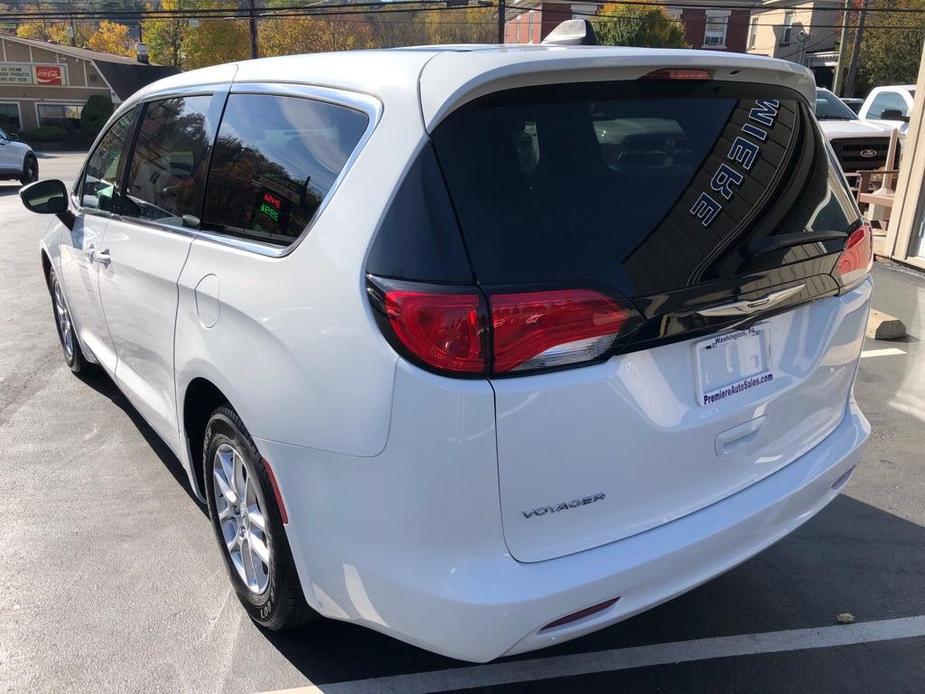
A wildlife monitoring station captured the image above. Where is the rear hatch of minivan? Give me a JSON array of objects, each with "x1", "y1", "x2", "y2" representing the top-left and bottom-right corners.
[{"x1": 367, "y1": 60, "x2": 873, "y2": 563}]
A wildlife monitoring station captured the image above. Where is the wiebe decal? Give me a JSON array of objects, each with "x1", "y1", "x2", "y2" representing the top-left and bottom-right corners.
[{"x1": 689, "y1": 98, "x2": 780, "y2": 227}]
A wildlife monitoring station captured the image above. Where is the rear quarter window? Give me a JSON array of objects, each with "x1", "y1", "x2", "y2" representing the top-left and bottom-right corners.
[{"x1": 202, "y1": 94, "x2": 369, "y2": 246}]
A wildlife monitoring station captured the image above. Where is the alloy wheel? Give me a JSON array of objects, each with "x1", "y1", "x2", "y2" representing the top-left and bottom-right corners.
[
  {"x1": 52, "y1": 277, "x2": 74, "y2": 360},
  {"x1": 212, "y1": 443, "x2": 271, "y2": 594}
]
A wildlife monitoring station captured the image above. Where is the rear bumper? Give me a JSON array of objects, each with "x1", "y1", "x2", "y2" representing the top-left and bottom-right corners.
[{"x1": 259, "y1": 399, "x2": 868, "y2": 663}]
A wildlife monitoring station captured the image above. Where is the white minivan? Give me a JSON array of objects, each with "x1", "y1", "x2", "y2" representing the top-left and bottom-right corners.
[{"x1": 21, "y1": 45, "x2": 872, "y2": 663}]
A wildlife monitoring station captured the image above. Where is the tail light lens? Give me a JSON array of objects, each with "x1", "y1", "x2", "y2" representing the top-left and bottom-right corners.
[
  {"x1": 382, "y1": 289, "x2": 487, "y2": 374},
  {"x1": 491, "y1": 290, "x2": 631, "y2": 373},
  {"x1": 369, "y1": 278, "x2": 635, "y2": 377},
  {"x1": 836, "y1": 222, "x2": 873, "y2": 289}
]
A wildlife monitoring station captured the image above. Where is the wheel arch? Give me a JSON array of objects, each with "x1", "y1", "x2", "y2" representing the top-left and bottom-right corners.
[
  {"x1": 182, "y1": 376, "x2": 235, "y2": 501},
  {"x1": 40, "y1": 248, "x2": 51, "y2": 286}
]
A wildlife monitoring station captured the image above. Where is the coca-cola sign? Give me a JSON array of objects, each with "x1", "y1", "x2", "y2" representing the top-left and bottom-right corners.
[
  {"x1": 0, "y1": 63, "x2": 68, "y2": 85},
  {"x1": 33, "y1": 65, "x2": 65, "y2": 86}
]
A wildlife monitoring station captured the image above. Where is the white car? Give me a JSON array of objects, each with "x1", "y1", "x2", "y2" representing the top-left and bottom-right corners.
[
  {"x1": 20, "y1": 45, "x2": 872, "y2": 663},
  {"x1": 0, "y1": 127, "x2": 38, "y2": 184},
  {"x1": 858, "y1": 84, "x2": 915, "y2": 132},
  {"x1": 815, "y1": 87, "x2": 897, "y2": 172}
]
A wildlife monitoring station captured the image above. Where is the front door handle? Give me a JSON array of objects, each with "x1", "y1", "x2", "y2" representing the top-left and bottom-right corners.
[{"x1": 88, "y1": 247, "x2": 111, "y2": 266}]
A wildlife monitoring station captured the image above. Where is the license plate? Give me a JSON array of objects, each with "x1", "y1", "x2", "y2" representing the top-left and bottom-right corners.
[{"x1": 695, "y1": 326, "x2": 773, "y2": 407}]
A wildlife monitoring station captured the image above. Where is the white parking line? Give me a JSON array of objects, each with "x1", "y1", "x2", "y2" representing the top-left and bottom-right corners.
[
  {"x1": 267, "y1": 616, "x2": 925, "y2": 694},
  {"x1": 861, "y1": 347, "x2": 906, "y2": 358}
]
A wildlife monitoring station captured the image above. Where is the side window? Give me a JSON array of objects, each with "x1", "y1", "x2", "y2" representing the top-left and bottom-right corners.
[
  {"x1": 121, "y1": 95, "x2": 213, "y2": 225},
  {"x1": 79, "y1": 108, "x2": 136, "y2": 213},
  {"x1": 202, "y1": 94, "x2": 369, "y2": 246},
  {"x1": 869, "y1": 91, "x2": 908, "y2": 118}
]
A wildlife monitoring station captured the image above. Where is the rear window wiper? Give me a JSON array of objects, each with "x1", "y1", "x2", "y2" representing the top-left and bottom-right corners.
[{"x1": 747, "y1": 230, "x2": 848, "y2": 258}]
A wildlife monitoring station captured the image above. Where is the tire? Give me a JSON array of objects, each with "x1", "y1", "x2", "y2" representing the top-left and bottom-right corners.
[
  {"x1": 203, "y1": 405, "x2": 315, "y2": 630},
  {"x1": 20, "y1": 154, "x2": 38, "y2": 185},
  {"x1": 48, "y1": 268, "x2": 91, "y2": 374}
]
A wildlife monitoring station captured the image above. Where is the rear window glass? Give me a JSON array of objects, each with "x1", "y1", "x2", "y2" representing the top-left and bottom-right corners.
[
  {"x1": 431, "y1": 81, "x2": 859, "y2": 296},
  {"x1": 202, "y1": 94, "x2": 368, "y2": 246}
]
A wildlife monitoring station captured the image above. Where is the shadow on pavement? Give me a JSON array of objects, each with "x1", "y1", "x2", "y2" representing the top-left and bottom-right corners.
[
  {"x1": 76, "y1": 367, "x2": 207, "y2": 515},
  {"x1": 259, "y1": 494, "x2": 925, "y2": 688}
]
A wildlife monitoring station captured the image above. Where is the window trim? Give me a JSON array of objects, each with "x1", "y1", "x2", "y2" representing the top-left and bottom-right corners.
[
  {"x1": 703, "y1": 9, "x2": 730, "y2": 48},
  {"x1": 193, "y1": 82, "x2": 383, "y2": 259},
  {"x1": 748, "y1": 17, "x2": 759, "y2": 49},
  {"x1": 35, "y1": 101, "x2": 85, "y2": 128},
  {"x1": 72, "y1": 105, "x2": 141, "y2": 220},
  {"x1": 113, "y1": 89, "x2": 228, "y2": 234},
  {"x1": 70, "y1": 82, "x2": 382, "y2": 258},
  {"x1": 781, "y1": 10, "x2": 795, "y2": 46},
  {"x1": 0, "y1": 101, "x2": 22, "y2": 132},
  {"x1": 74, "y1": 85, "x2": 227, "y2": 223}
]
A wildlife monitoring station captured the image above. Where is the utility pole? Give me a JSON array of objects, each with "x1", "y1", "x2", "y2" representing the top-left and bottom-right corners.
[
  {"x1": 248, "y1": 0, "x2": 258, "y2": 60},
  {"x1": 832, "y1": 0, "x2": 851, "y2": 95},
  {"x1": 497, "y1": 0, "x2": 506, "y2": 44},
  {"x1": 845, "y1": 0, "x2": 868, "y2": 98}
]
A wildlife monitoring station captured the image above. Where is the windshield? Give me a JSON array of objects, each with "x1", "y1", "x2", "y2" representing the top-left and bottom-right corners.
[{"x1": 815, "y1": 89, "x2": 858, "y2": 120}]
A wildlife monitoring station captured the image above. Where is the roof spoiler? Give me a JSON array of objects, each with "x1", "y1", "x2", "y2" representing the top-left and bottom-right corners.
[{"x1": 542, "y1": 19, "x2": 598, "y2": 46}]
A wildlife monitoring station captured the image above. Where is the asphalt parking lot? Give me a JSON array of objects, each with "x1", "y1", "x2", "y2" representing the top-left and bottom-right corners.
[{"x1": 2, "y1": 152, "x2": 925, "y2": 693}]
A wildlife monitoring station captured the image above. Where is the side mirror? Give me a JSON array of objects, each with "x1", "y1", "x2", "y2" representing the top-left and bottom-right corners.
[
  {"x1": 8, "y1": 132, "x2": 18, "y2": 141},
  {"x1": 880, "y1": 108, "x2": 910, "y2": 123},
  {"x1": 20, "y1": 179, "x2": 74, "y2": 226}
]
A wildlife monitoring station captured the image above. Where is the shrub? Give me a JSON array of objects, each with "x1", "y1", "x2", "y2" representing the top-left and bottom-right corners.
[
  {"x1": 79, "y1": 94, "x2": 114, "y2": 143},
  {"x1": 19, "y1": 125, "x2": 68, "y2": 143}
]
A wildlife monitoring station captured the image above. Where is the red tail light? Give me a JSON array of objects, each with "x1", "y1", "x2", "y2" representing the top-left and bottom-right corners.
[
  {"x1": 383, "y1": 290, "x2": 487, "y2": 374},
  {"x1": 491, "y1": 290, "x2": 631, "y2": 374},
  {"x1": 370, "y1": 279, "x2": 635, "y2": 377},
  {"x1": 836, "y1": 222, "x2": 873, "y2": 289}
]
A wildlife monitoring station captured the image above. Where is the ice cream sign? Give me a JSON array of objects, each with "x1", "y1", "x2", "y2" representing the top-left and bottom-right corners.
[{"x1": 0, "y1": 63, "x2": 67, "y2": 86}]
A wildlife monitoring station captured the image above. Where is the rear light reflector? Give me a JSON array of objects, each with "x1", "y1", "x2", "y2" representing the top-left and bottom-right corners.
[
  {"x1": 836, "y1": 222, "x2": 873, "y2": 288},
  {"x1": 541, "y1": 597, "x2": 620, "y2": 631},
  {"x1": 383, "y1": 289, "x2": 487, "y2": 374},
  {"x1": 491, "y1": 290, "x2": 631, "y2": 373},
  {"x1": 369, "y1": 278, "x2": 636, "y2": 377},
  {"x1": 642, "y1": 68, "x2": 711, "y2": 80}
]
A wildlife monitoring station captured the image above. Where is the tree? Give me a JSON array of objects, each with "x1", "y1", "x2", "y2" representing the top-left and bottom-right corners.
[
  {"x1": 16, "y1": 17, "x2": 94, "y2": 47},
  {"x1": 850, "y1": 0, "x2": 925, "y2": 96},
  {"x1": 422, "y1": 7, "x2": 494, "y2": 45},
  {"x1": 259, "y1": 16, "x2": 375, "y2": 56},
  {"x1": 591, "y1": 3, "x2": 688, "y2": 49},
  {"x1": 142, "y1": 0, "x2": 192, "y2": 68},
  {"x1": 182, "y1": 15, "x2": 250, "y2": 70},
  {"x1": 87, "y1": 20, "x2": 134, "y2": 56}
]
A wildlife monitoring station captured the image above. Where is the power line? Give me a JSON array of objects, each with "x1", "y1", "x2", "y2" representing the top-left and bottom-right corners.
[{"x1": 0, "y1": 2, "x2": 492, "y2": 21}]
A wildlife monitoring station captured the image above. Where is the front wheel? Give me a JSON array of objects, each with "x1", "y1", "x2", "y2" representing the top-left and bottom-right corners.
[
  {"x1": 20, "y1": 155, "x2": 38, "y2": 185},
  {"x1": 203, "y1": 405, "x2": 315, "y2": 630},
  {"x1": 48, "y1": 268, "x2": 91, "y2": 374}
]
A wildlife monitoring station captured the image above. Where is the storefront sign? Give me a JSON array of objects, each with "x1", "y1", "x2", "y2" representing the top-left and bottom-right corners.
[
  {"x1": 0, "y1": 63, "x2": 68, "y2": 86},
  {"x1": 0, "y1": 63, "x2": 33, "y2": 85},
  {"x1": 33, "y1": 64, "x2": 65, "y2": 85}
]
